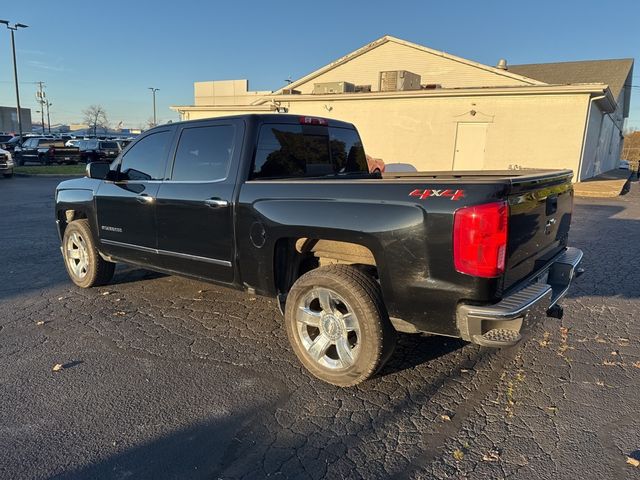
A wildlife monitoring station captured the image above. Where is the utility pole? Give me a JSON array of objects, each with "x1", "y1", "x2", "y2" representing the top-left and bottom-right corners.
[
  {"x1": 36, "y1": 81, "x2": 46, "y2": 134},
  {"x1": 148, "y1": 87, "x2": 159, "y2": 127},
  {"x1": 0, "y1": 20, "x2": 29, "y2": 137},
  {"x1": 45, "y1": 101, "x2": 52, "y2": 133}
]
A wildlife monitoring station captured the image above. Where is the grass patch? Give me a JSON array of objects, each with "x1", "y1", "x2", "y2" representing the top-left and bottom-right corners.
[{"x1": 15, "y1": 164, "x2": 85, "y2": 175}]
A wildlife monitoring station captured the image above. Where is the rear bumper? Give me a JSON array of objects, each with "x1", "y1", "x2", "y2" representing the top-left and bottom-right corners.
[{"x1": 457, "y1": 247, "x2": 584, "y2": 347}]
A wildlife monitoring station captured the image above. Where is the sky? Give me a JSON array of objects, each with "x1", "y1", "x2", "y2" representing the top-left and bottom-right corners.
[{"x1": 1, "y1": 0, "x2": 639, "y2": 130}]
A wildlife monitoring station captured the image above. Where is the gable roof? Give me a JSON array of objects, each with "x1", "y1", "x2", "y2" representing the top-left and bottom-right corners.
[
  {"x1": 510, "y1": 59, "x2": 634, "y2": 115},
  {"x1": 274, "y1": 35, "x2": 545, "y2": 94}
]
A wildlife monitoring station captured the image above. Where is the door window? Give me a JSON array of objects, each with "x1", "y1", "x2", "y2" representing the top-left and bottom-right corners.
[
  {"x1": 120, "y1": 130, "x2": 171, "y2": 181},
  {"x1": 171, "y1": 125, "x2": 235, "y2": 181}
]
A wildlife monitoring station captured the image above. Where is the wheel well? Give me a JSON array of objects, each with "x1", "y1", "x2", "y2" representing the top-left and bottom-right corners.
[{"x1": 274, "y1": 237, "x2": 378, "y2": 298}]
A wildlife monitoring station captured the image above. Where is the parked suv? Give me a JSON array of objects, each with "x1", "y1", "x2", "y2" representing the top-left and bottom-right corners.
[{"x1": 79, "y1": 139, "x2": 120, "y2": 163}]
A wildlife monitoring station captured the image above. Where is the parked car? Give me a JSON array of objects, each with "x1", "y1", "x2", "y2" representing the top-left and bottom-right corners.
[
  {"x1": 65, "y1": 139, "x2": 83, "y2": 148},
  {"x1": 55, "y1": 114, "x2": 583, "y2": 386},
  {"x1": 0, "y1": 147, "x2": 14, "y2": 178},
  {"x1": 79, "y1": 139, "x2": 121, "y2": 163},
  {"x1": 14, "y1": 137, "x2": 81, "y2": 165},
  {"x1": 0, "y1": 135, "x2": 22, "y2": 153}
]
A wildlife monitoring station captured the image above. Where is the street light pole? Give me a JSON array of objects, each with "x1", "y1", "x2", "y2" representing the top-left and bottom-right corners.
[
  {"x1": 148, "y1": 87, "x2": 159, "y2": 127},
  {"x1": 0, "y1": 20, "x2": 29, "y2": 138}
]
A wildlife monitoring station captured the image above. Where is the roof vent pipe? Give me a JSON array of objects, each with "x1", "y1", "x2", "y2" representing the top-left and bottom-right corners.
[{"x1": 496, "y1": 59, "x2": 508, "y2": 70}]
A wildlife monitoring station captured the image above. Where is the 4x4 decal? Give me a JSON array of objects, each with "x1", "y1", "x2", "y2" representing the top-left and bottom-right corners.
[{"x1": 409, "y1": 189, "x2": 465, "y2": 201}]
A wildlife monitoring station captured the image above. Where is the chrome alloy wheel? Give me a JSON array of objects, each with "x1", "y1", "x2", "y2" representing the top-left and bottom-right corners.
[
  {"x1": 296, "y1": 287, "x2": 361, "y2": 369},
  {"x1": 65, "y1": 231, "x2": 89, "y2": 279}
]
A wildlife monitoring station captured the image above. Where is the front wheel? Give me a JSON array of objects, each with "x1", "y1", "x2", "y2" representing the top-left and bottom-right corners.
[
  {"x1": 62, "y1": 219, "x2": 115, "y2": 288},
  {"x1": 285, "y1": 265, "x2": 396, "y2": 386}
]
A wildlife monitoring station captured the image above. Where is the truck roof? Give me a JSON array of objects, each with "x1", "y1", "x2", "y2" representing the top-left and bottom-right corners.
[{"x1": 151, "y1": 113, "x2": 356, "y2": 131}]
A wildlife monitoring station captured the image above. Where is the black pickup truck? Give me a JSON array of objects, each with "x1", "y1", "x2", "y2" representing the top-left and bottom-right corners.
[
  {"x1": 55, "y1": 114, "x2": 583, "y2": 386},
  {"x1": 15, "y1": 137, "x2": 81, "y2": 165}
]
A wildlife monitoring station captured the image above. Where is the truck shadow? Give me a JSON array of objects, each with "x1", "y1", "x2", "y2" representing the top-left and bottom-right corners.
[{"x1": 379, "y1": 333, "x2": 466, "y2": 377}]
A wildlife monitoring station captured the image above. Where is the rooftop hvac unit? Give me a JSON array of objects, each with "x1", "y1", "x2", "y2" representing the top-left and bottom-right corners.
[
  {"x1": 379, "y1": 70, "x2": 422, "y2": 92},
  {"x1": 312, "y1": 81, "x2": 356, "y2": 94}
]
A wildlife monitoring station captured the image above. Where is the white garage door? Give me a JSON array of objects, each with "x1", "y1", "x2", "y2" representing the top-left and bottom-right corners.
[{"x1": 453, "y1": 122, "x2": 488, "y2": 170}]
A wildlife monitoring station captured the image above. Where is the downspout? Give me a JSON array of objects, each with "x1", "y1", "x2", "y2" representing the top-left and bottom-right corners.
[{"x1": 576, "y1": 94, "x2": 606, "y2": 182}]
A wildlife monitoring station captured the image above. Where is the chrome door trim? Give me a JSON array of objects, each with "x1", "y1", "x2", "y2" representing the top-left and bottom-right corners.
[{"x1": 101, "y1": 239, "x2": 232, "y2": 267}]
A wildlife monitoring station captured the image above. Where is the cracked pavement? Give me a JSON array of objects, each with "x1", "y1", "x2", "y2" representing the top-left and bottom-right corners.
[{"x1": 0, "y1": 176, "x2": 639, "y2": 479}]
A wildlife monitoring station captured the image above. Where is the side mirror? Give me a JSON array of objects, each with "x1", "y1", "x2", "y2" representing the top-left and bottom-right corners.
[{"x1": 86, "y1": 162, "x2": 112, "y2": 180}]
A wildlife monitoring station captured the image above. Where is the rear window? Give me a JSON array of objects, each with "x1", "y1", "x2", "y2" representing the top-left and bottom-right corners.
[
  {"x1": 39, "y1": 140, "x2": 65, "y2": 147},
  {"x1": 251, "y1": 124, "x2": 367, "y2": 179},
  {"x1": 100, "y1": 142, "x2": 118, "y2": 149}
]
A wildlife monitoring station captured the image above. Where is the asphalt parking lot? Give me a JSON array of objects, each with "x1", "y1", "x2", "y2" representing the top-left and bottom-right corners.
[{"x1": 1, "y1": 176, "x2": 639, "y2": 479}]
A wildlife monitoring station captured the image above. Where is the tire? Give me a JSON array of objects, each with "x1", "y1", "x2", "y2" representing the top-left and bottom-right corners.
[
  {"x1": 3, "y1": 173, "x2": 13, "y2": 178},
  {"x1": 284, "y1": 265, "x2": 396, "y2": 386},
  {"x1": 62, "y1": 219, "x2": 115, "y2": 288}
]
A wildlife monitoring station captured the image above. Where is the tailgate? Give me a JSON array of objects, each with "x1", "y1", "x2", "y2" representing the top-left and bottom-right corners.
[{"x1": 503, "y1": 171, "x2": 574, "y2": 290}]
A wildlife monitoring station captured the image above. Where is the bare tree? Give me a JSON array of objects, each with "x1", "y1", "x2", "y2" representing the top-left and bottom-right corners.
[{"x1": 82, "y1": 105, "x2": 108, "y2": 137}]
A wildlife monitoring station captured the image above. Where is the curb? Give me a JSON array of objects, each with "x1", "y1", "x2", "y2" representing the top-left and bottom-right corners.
[{"x1": 14, "y1": 173, "x2": 84, "y2": 178}]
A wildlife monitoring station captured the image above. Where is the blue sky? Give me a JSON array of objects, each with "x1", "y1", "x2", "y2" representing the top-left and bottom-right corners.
[{"x1": 1, "y1": 0, "x2": 638, "y2": 129}]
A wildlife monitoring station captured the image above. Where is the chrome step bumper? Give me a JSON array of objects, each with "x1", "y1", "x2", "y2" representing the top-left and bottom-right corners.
[{"x1": 457, "y1": 247, "x2": 584, "y2": 346}]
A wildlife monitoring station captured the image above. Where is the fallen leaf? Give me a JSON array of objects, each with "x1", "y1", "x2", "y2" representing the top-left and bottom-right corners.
[
  {"x1": 633, "y1": 362, "x2": 640, "y2": 369},
  {"x1": 52, "y1": 363, "x2": 64, "y2": 372},
  {"x1": 460, "y1": 369, "x2": 470, "y2": 373},
  {"x1": 57, "y1": 296, "x2": 64, "y2": 301},
  {"x1": 627, "y1": 457, "x2": 640, "y2": 467},
  {"x1": 113, "y1": 311, "x2": 127, "y2": 317},
  {"x1": 115, "y1": 298, "x2": 122, "y2": 302},
  {"x1": 539, "y1": 331, "x2": 551, "y2": 347},
  {"x1": 611, "y1": 351, "x2": 619, "y2": 356},
  {"x1": 452, "y1": 449, "x2": 464, "y2": 461},
  {"x1": 36, "y1": 321, "x2": 45, "y2": 326},
  {"x1": 101, "y1": 291, "x2": 111, "y2": 296},
  {"x1": 198, "y1": 290, "x2": 204, "y2": 293},
  {"x1": 482, "y1": 449, "x2": 500, "y2": 462},
  {"x1": 545, "y1": 406, "x2": 558, "y2": 413},
  {"x1": 440, "y1": 414, "x2": 451, "y2": 422}
]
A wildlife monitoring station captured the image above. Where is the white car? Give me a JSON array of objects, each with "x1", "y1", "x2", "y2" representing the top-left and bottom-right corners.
[
  {"x1": 0, "y1": 147, "x2": 14, "y2": 178},
  {"x1": 619, "y1": 160, "x2": 630, "y2": 170}
]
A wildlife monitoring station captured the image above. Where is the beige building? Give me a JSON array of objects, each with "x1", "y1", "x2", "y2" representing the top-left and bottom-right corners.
[{"x1": 171, "y1": 36, "x2": 634, "y2": 181}]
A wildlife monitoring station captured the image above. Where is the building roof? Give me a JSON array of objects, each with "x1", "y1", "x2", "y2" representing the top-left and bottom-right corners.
[
  {"x1": 510, "y1": 59, "x2": 634, "y2": 115},
  {"x1": 273, "y1": 35, "x2": 545, "y2": 94}
]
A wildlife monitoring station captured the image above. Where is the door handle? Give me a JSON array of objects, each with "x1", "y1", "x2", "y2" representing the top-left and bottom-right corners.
[
  {"x1": 136, "y1": 194, "x2": 154, "y2": 204},
  {"x1": 204, "y1": 198, "x2": 229, "y2": 208}
]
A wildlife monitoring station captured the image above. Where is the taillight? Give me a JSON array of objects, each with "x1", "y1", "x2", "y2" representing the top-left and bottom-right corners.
[{"x1": 453, "y1": 201, "x2": 509, "y2": 277}]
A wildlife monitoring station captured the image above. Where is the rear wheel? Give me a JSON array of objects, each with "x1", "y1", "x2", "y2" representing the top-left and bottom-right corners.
[
  {"x1": 285, "y1": 265, "x2": 396, "y2": 386},
  {"x1": 62, "y1": 219, "x2": 115, "y2": 288}
]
